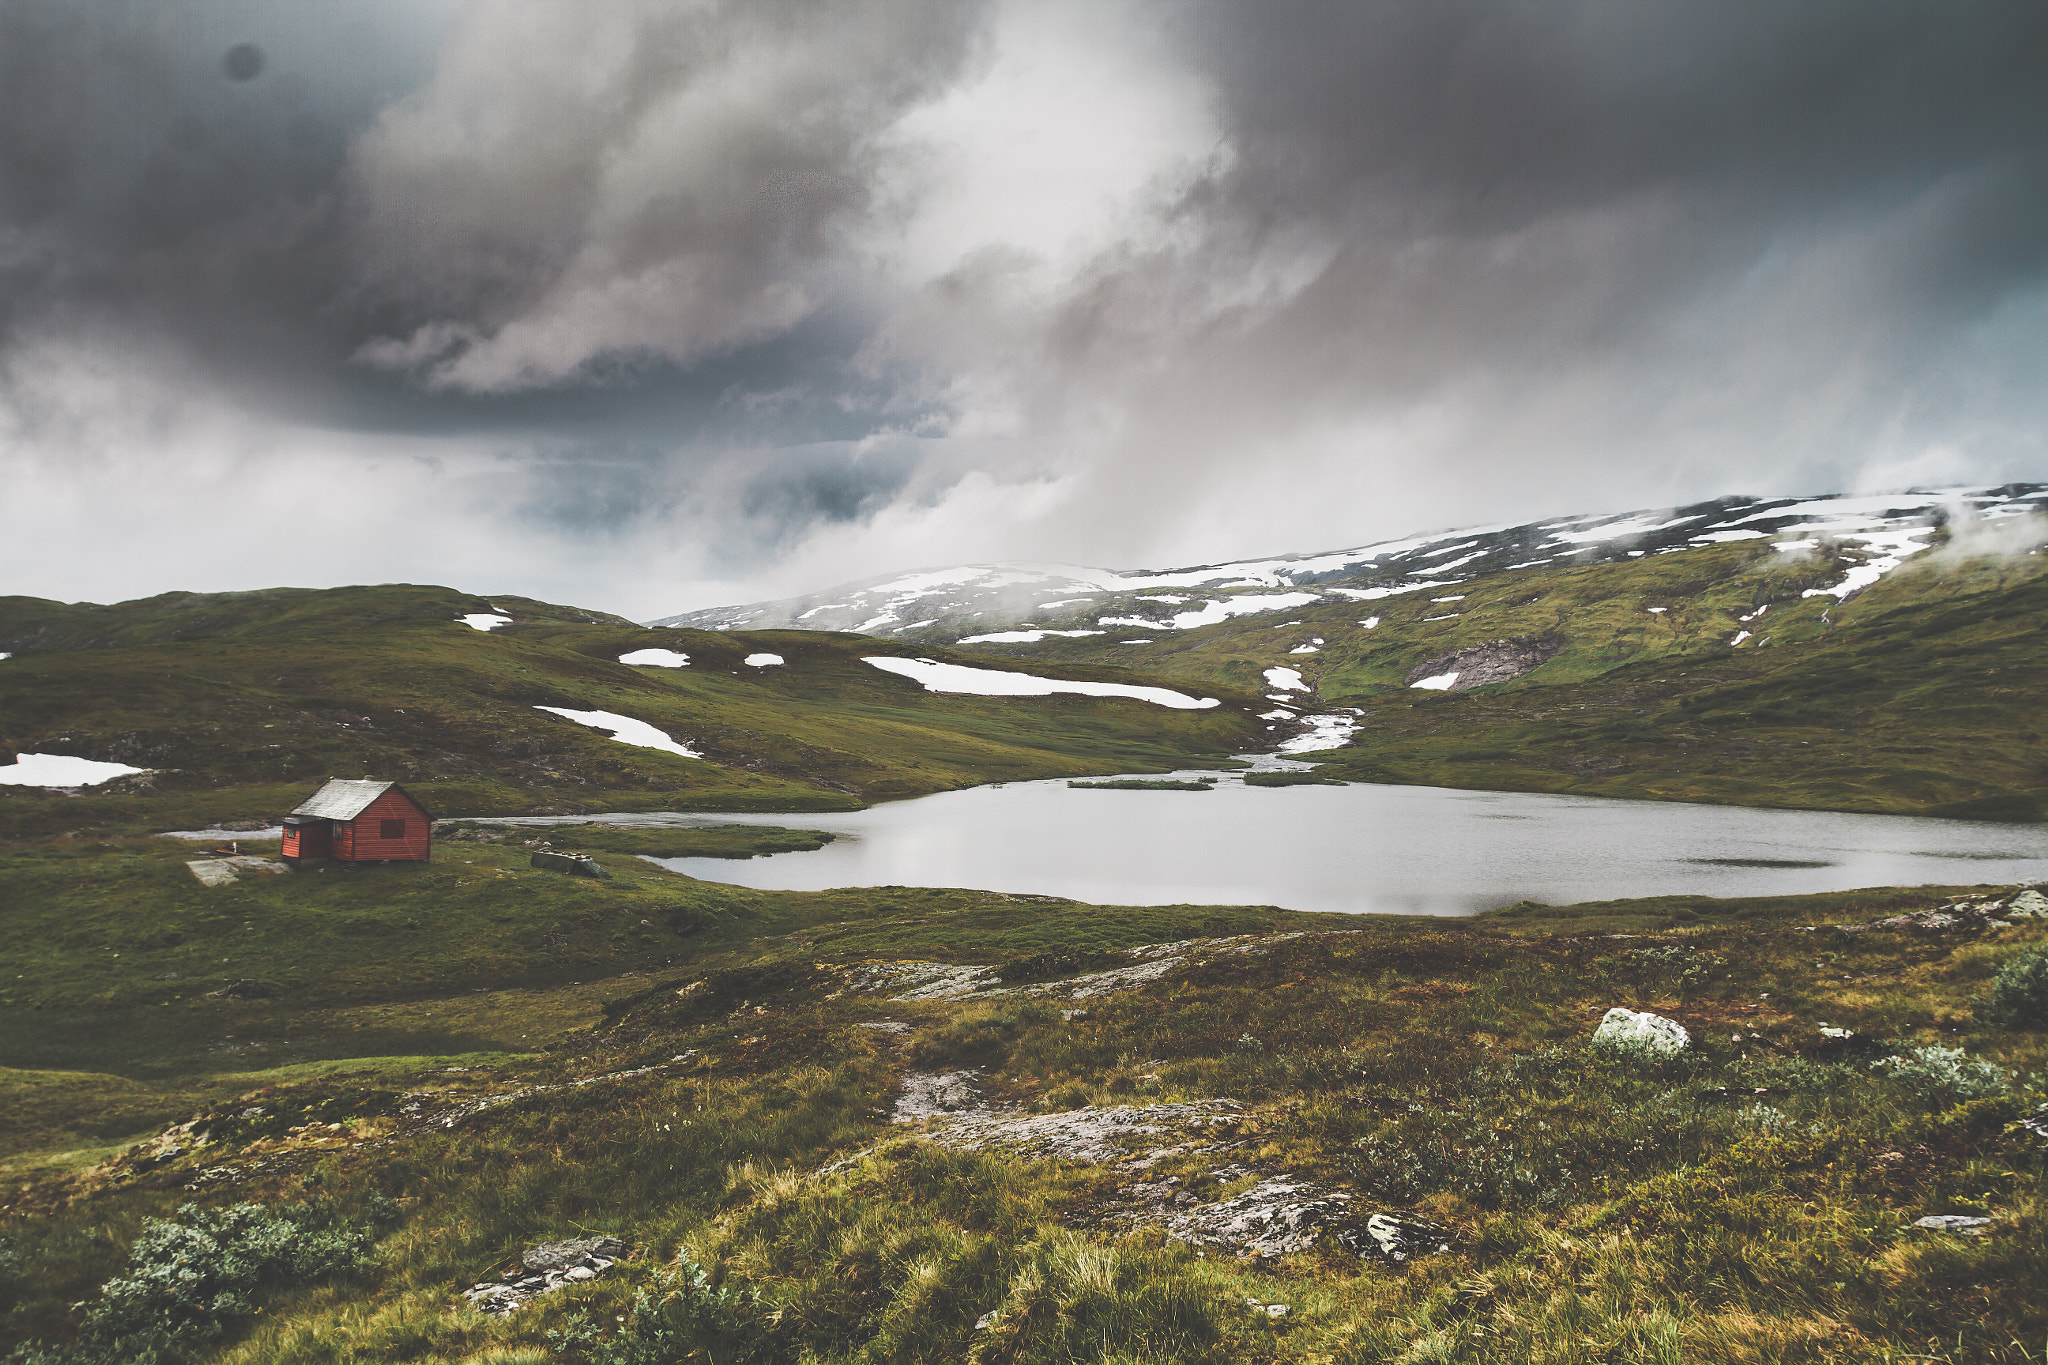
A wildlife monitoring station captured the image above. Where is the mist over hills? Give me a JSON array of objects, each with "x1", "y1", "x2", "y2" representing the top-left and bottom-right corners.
[{"x1": 649, "y1": 486, "x2": 2048, "y2": 644}]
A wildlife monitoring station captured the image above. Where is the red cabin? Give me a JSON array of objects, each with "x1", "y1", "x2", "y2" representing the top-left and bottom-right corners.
[{"x1": 281, "y1": 779, "x2": 433, "y2": 865}]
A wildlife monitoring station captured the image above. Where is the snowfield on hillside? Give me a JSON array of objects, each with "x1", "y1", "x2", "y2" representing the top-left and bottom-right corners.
[
  {"x1": 456, "y1": 613, "x2": 512, "y2": 631},
  {"x1": 533, "y1": 707, "x2": 703, "y2": 758},
  {"x1": 863, "y1": 657, "x2": 1219, "y2": 709},
  {"x1": 618, "y1": 648, "x2": 690, "y2": 667},
  {"x1": 0, "y1": 753, "x2": 150, "y2": 787},
  {"x1": 647, "y1": 485, "x2": 2047, "y2": 644}
]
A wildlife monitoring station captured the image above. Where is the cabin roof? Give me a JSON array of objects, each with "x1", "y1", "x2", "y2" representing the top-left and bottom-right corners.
[{"x1": 289, "y1": 778, "x2": 428, "y2": 822}]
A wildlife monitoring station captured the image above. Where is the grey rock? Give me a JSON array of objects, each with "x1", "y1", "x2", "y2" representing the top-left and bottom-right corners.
[
  {"x1": 1911, "y1": 1215, "x2": 1991, "y2": 1233},
  {"x1": 207, "y1": 979, "x2": 279, "y2": 1000},
  {"x1": 523, "y1": 1235, "x2": 627, "y2": 1272},
  {"x1": 464, "y1": 1235, "x2": 629, "y2": 1315},
  {"x1": 2002, "y1": 889, "x2": 2048, "y2": 920},
  {"x1": 531, "y1": 850, "x2": 611, "y2": 878},
  {"x1": 1592, "y1": 1008, "x2": 1690, "y2": 1056},
  {"x1": 1353, "y1": 1212, "x2": 1454, "y2": 1262},
  {"x1": 892, "y1": 1070, "x2": 990, "y2": 1123}
]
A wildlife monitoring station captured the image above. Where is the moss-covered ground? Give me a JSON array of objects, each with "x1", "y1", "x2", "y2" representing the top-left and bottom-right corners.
[{"x1": 1, "y1": 831, "x2": 2042, "y2": 1364}]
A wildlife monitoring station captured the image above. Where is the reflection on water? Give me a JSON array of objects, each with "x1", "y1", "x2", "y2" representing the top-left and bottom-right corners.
[
  {"x1": 562, "y1": 772, "x2": 2048, "y2": 918},
  {"x1": 1681, "y1": 857, "x2": 1836, "y2": 869}
]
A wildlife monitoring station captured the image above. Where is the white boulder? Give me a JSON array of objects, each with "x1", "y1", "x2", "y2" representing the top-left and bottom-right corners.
[
  {"x1": 2003, "y1": 889, "x2": 2047, "y2": 920},
  {"x1": 1593, "y1": 1007, "x2": 1690, "y2": 1057}
]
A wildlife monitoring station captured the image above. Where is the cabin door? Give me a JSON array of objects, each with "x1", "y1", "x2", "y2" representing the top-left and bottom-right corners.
[{"x1": 283, "y1": 818, "x2": 332, "y2": 859}]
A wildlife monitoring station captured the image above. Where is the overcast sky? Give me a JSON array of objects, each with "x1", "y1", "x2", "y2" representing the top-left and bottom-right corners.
[{"x1": 4, "y1": 0, "x2": 2044, "y2": 619}]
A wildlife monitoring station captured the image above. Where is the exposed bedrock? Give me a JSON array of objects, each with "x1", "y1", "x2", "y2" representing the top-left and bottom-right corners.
[{"x1": 1403, "y1": 634, "x2": 1564, "y2": 691}]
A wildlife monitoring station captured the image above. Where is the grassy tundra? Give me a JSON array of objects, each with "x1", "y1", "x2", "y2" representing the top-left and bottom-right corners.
[{"x1": 1, "y1": 830, "x2": 2042, "y2": 1364}]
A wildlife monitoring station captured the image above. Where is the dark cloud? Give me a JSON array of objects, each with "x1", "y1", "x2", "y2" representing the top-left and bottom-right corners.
[{"x1": 2, "y1": 0, "x2": 2044, "y2": 616}]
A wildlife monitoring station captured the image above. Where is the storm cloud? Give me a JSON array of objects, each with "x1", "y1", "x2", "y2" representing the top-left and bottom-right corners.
[{"x1": 2, "y1": 0, "x2": 2044, "y2": 617}]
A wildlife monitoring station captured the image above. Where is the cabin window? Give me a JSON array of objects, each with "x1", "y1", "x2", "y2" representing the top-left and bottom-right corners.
[{"x1": 380, "y1": 819, "x2": 406, "y2": 839}]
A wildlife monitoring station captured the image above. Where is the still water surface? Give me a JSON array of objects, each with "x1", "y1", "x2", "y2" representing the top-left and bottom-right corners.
[{"x1": 492, "y1": 771, "x2": 2048, "y2": 917}]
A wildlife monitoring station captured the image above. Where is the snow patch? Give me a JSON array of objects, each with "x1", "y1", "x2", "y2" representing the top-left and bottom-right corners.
[
  {"x1": 1098, "y1": 591, "x2": 1323, "y2": 632},
  {"x1": 1359, "y1": 617, "x2": 1380, "y2": 629},
  {"x1": 1333, "y1": 580, "x2": 1459, "y2": 602},
  {"x1": 618, "y1": 648, "x2": 690, "y2": 667},
  {"x1": 533, "y1": 708, "x2": 703, "y2": 759},
  {"x1": 956, "y1": 629, "x2": 1107, "y2": 644},
  {"x1": 1645, "y1": 607, "x2": 1667, "y2": 614},
  {"x1": 1410, "y1": 672, "x2": 1460, "y2": 691},
  {"x1": 1288, "y1": 645, "x2": 1320, "y2": 654},
  {"x1": 1262, "y1": 666, "x2": 1308, "y2": 692},
  {"x1": 457, "y1": 613, "x2": 513, "y2": 632},
  {"x1": 744, "y1": 653, "x2": 785, "y2": 667},
  {"x1": 1552, "y1": 513, "x2": 1703, "y2": 545},
  {"x1": 1799, "y1": 527, "x2": 1937, "y2": 600},
  {"x1": 0, "y1": 753, "x2": 149, "y2": 787},
  {"x1": 863, "y1": 657, "x2": 1219, "y2": 709}
]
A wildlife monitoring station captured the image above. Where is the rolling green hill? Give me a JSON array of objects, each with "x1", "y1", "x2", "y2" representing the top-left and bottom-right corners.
[
  {"x1": 963, "y1": 534, "x2": 2048, "y2": 820},
  {"x1": 0, "y1": 585, "x2": 1262, "y2": 840}
]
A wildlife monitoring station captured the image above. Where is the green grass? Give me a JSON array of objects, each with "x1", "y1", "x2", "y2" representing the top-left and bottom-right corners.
[
  {"x1": 3, "y1": 828, "x2": 2044, "y2": 1363},
  {"x1": 1242, "y1": 770, "x2": 1345, "y2": 788},
  {"x1": 441, "y1": 821, "x2": 837, "y2": 860}
]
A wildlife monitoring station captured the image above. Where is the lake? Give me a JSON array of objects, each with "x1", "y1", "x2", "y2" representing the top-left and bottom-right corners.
[{"x1": 474, "y1": 768, "x2": 2048, "y2": 917}]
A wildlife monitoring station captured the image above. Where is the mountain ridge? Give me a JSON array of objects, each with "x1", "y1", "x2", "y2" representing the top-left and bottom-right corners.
[{"x1": 647, "y1": 485, "x2": 2048, "y2": 643}]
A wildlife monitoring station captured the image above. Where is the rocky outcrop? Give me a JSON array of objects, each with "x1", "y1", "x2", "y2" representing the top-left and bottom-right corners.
[
  {"x1": 1130, "y1": 1174, "x2": 1449, "y2": 1262},
  {"x1": 844, "y1": 932, "x2": 1332, "y2": 1004},
  {"x1": 929, "y1": 1100, "x2": 1244, "y2": 1165},
  {"x1": 530, "y1": 851, "x2": 610, "y2": 879},
  {"x1": 891, "y1": 1070, "x2": 992, "y2": 1123},
  {"x1": 1840, "y1": 888, "x2": 2046, "y2": 932},
  {"x1": 463, "y1": 1236, "x2": 628, "y2": 1315},
  {"x1": 1403, "y1": 635, "x2": 1563, "y2": 691},
  {"x1": 185, "y1": 856, "x2": 291, "y2": 887},
  {"x1": 898, "y1": 1099, "x2": 1448, "y2": 1262}
]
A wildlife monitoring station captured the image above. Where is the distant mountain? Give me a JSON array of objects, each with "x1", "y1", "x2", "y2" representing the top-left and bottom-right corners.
[{"x1": 646, "y1": 486, "x2": 2048, "y2": 642}]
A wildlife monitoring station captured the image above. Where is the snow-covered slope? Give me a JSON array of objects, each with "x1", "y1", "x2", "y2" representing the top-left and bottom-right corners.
[{"x1": 646, "y1": 486, "x2": 2048, "y2": 642}]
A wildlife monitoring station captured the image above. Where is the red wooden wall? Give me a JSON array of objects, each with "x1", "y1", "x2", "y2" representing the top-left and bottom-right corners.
[
  {"x1": 331, "y1": 788, "x2": 433, "y2": 862},
  {"x1": 281, "y1": 823, "x2": 331, "y2": 859}
]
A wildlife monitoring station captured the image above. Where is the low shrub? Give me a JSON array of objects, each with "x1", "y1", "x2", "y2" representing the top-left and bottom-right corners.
[
  {"x1": 545, "y1": 1255, "x2": 767, "y2": 1365},
  {"x1": 1876, "y1": 1045, "x2": 2010, "y2": 1107},
  {"x1": 7, "y1": 1201, "x2": 379, "y2": 1365},
  {"x1": 1977, "y1": 943, "x2": 2048, "y2": 1027}
]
